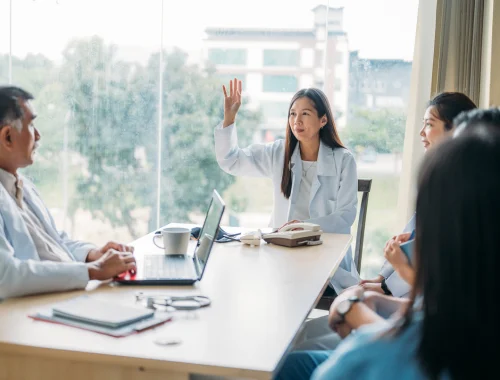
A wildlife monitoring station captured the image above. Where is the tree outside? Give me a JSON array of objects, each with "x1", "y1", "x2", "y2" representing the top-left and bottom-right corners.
[
  {"x1": 5, "y1": 36, "x2": 259, "y2": 241},
  {"x1": 342, "y1": 108, "x2": 406, "y2": 156}
]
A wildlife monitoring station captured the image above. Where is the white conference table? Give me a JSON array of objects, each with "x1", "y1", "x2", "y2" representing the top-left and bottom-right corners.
[{"x1": 0, "y1": 224, "x2": 351, "y2": 380}]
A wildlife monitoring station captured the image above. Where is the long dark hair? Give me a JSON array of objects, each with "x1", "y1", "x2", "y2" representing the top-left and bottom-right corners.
[
  {"x1": 397, "y1": 124, "x2": 500, "y2": 379},
  {"x1": 280, "y1": 88, "x2": 344, "y2": 198},
  {"x1": 427, "y1": 92, "x2": 477, "y2": 130}
]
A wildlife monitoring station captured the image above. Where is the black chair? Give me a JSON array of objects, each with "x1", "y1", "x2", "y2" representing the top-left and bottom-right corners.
[{"x1": 315, "y1": 179, "x2": 372, "y2": 310}]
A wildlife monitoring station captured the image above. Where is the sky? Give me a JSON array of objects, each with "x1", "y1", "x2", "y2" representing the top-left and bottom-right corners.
[{"x1": 0, "y1": 0, "x2": 419, "y2": 63}]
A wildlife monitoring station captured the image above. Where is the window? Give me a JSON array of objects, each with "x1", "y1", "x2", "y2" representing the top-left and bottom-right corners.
[
  {"x1": 315, "y1": 50, "x2": 324, "y2": 67},
  {"x1": 3, "y1": 0, "x2": 419, "y2": 280},
  {"x1": 260, "y1": 102, "x2": 290, "y2": 119},
  {"x1": 0, "y1": 0, "x2": 8, "y2": 84},
  {"x1": 375, "y1": 80, "x2": 386, "y2": 92},
  {"x1": 208, "y1": 48, "x2": 247, "y2": 65},
  {"x1": 263, "y1": 49, "x2": 299, "y2": 67},
  {"x1": 263, "y1": 75, "x2": 298, "y2": 93},
  {"x1": 217, "y1": 74, "x2": 247, "y2": 90}
]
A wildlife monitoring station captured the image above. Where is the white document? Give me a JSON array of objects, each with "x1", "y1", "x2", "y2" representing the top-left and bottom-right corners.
[
  {"x1": 330, "y1": 266, "x2": 361, "y2": 294},
  {"x1": 385, "y1": 271, "x2": 411, "y2": 298}
]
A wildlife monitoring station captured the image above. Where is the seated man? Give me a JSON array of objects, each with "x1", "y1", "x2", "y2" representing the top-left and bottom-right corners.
[{"x1": 0, "y1": 86, "x2": 136, "y2": 299}]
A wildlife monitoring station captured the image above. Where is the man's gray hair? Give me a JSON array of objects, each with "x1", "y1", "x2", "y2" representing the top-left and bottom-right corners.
[{"x1": 0, "y1": 86, "x2": 34, "y2": 132}]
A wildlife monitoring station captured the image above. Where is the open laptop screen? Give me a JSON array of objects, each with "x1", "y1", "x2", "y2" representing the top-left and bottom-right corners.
[{"x1": 194, "y1": 190, "x2": 225, "y2": 277}]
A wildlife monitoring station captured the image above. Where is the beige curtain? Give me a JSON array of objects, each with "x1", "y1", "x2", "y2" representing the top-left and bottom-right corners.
[{"x1": 432, "y1": 0, "x2": 484, "y2": 104}]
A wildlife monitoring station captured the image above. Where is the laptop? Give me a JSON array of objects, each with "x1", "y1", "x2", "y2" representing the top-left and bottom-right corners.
[{"x1": 116, "y1": 189, "x2": 225, "y2": 285}]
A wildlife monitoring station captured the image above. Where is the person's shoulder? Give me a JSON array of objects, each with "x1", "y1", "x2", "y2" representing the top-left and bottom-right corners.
[
  {"x1": 333, "y1": 147, "x2": 355, "y2": 160},
  {"x1": 313, "y1": 319, "x2": 424, "y2": 380},
  {"x1": 265, "y1": 138, "x2": 285, "y2": 152}
]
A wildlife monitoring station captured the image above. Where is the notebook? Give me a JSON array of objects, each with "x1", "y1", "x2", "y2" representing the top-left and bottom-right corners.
[
  {"x1": 51, "y1": 296, "x2": 154, "y2": 328},
  {"x1": 400, "y1": 239, "x2": 415, "y2": 264},
  {"x1": 400, "y1": 229, "x2": 416, "y2": 264},
  {"x1": 29, "y1": 295, "x2": 171, "y2": 337}
]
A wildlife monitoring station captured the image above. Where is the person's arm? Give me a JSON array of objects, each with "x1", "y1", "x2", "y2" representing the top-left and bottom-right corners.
[
  {"x1": 0, "y1": 236, "x2": 136, "y2": 299},
  {"x1": 384, "y1": 236, "x2": 415, "y2": 287},
  {"x1": 306, "y1": 151, "x2": 358, "y2": 233},
  {"x1": 359, "y1": 275, "x2": 384, "y2": 284},
  {"x1": 337, "y1": 302, "x2": 384, "y2": 332},
  {"x1": 391, "y1": 263, "x2": 415, "y2": 287},
  {"x1": 58, "y1": 231, "x2": 98, "y2": 262},
  {"x1": 0, "y1": 218, "x2": 89, "y2": 299},
  {"x1": 328, "y1": 287, "x2": 384, "y2": 338},
  {"x1": 214, "y1": 123, "x2": 279, "y2": 178},
  {"x1": 378, "y1": 217, "x2": 415, "y2": 279},
  {"x1": 328, "y1": 288, "x2": 408, "y2": 338},
  {"x1": 363, "y1": 291, "x2": 410, "y2": 319},
  {"x1": 379, "y1": 260, "x2": 395, "y2": 279},
  {"x1": 214, "y1": 78, "x2": 276, "y2": 178}
]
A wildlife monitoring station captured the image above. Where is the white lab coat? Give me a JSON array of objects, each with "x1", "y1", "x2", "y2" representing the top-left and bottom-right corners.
[
  {"x1": 214, "y1": 123, "x2": 360, "y2": 292},
  {"x1": 0, "y1": 176, "x2": 93, "y2": 299}
]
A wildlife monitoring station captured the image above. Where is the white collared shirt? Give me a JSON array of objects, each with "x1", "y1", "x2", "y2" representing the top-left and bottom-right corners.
[{"x1": 0, "y1": 168, "x2": 72, "y2": 262}]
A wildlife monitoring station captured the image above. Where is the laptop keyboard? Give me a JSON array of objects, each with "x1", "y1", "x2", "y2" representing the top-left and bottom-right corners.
[{"x1": 143, "y1": 255, "x2": 196, "y2": 279}]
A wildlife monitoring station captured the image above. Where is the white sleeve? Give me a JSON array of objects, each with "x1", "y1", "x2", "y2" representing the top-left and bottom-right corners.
[
  {"x1": 380, "y1": 261, "x2": 395, "y2": 278},
  {"x1": 214, "y1": 121, "x2": 279, "y2": 178},
  {"x1": 0, "y1": 217, "x2": 89, "y2": 299},
  {"x1": 384, "y1": 271, "x2": 411, "y2": 298},
  {"x1": 58, "y1": 231, "x2": 97, "y2": 263}
]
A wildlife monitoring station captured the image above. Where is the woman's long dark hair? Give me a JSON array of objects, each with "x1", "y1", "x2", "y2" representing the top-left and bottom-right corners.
[
  {"x1": 281, "y1": 88, "x2": 344, "y2": 198},
  {"x1": 396, "y1": 125, "x2": 500, "y2": 379},
  {"x1": 427, "y1": 92, "x2": 477, "y2": 130}
]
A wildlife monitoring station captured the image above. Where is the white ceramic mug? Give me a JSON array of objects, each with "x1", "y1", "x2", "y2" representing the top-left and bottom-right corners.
[{"x1": 153, "y1": 227, "x2": 191, "y2": 255}]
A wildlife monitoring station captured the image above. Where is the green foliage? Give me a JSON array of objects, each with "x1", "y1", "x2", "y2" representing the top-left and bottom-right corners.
[
  {"x1": 343, "y1": 108, "x2": 406, "y2": 154},
  {"x1": 5, "y1": 37, "x2": 259, "y2": 239}
]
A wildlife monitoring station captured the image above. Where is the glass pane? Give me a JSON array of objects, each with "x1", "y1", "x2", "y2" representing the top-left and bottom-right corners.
[
  {"x1": 208, "y1": 48, "x2": 247, "y2": 65},
  {"x1": 158, "y1": 0, "x2": 418, "y2": 282},
  {"x1": 12, "y1": 0, "x2": 162, "y2": 244},
  {"x1": 338, "y1": 0, "x2": 419, "y2": 278},
  {"x1": 263, "y1": 50, "x2": 300, "y2": 67},
  {"x1": 7, "y1": 0, "x2": 419, "y2": 282},
  {"x1": 0, "y1": 1, "x2": 9, "y2": 83},
  {"x1": 262, "y1": 75, "x2": 299, "y2": 93},
  {"x1": 159, "y1": 0, "x2": 332, "y2": 229}
]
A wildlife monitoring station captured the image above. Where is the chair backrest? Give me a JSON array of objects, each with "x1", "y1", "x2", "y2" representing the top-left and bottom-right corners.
[{"x1": 355, "y1": 179, "x2": 372, "y2": 273}]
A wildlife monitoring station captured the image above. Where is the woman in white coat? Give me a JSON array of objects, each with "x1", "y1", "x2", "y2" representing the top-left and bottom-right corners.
[{"x1": 214, "y1": 79, "x2": 359, "y2": 292}]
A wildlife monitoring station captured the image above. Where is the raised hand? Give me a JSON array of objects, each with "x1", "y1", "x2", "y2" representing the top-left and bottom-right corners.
[{"x1": 222, "y1": 78, "x2": 242, "y2": 128}]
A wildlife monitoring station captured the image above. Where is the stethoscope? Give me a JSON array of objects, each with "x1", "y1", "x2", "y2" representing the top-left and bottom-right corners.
[{"x1": 135, "y1": 292, "x2": 211, "y2": 311}]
